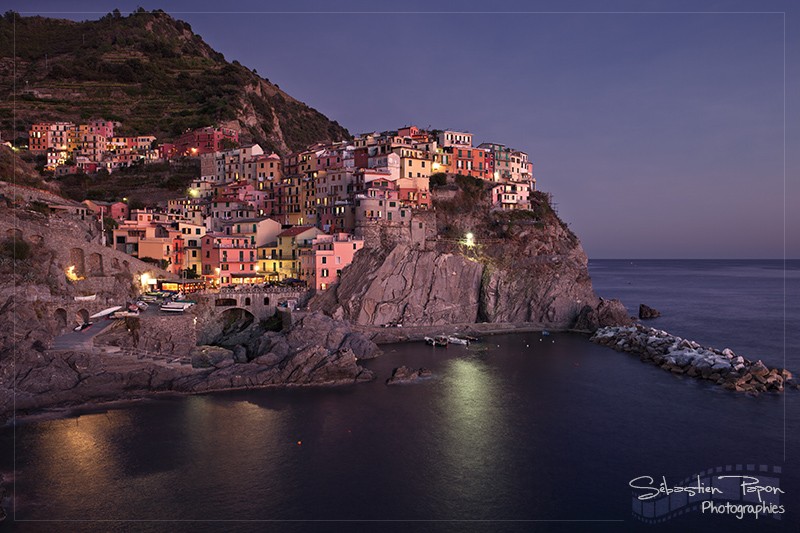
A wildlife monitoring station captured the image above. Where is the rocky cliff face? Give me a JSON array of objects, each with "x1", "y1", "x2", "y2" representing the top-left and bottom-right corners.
[{"x1": 312, "y1": 184, "x2": 629, "y2": 330}]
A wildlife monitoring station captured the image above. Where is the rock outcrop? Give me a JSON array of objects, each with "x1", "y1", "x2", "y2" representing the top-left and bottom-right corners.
[
  {"x1": 591, "y1": 325, "x2": 797, "y2": 394},
  {"x1": 386, "y1": 366, "x2": 432, "y2": 385},
  {"x1": 638, "y1": 304, "x2": 661, "y2": 319},
  {"x1": 312, "y1": 188, "x2": 632, "y2": 331},
  {"x1": 5, "y1": 311, "x2": 377, "y2": 423}
]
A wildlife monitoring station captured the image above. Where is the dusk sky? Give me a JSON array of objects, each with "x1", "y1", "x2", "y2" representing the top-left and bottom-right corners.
[{"x1": 9, "y1": 0, "x2": 799, "y2": 258}]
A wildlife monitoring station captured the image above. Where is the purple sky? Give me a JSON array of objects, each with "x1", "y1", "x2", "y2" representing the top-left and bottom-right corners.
[{"x1": 8, "y1": 0, "x2": 799, "y2": 259}]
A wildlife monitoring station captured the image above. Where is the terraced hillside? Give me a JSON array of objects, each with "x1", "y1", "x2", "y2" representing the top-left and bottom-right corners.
[{"x1": 0, "y1": 9, "x2": 350, "y2": 154}]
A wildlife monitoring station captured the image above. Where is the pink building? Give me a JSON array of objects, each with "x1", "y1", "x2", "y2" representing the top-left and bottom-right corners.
[
  {"x1": 83, "y1": 200, "x2": 129, "y2": 221},
  {"x1": 299, "y1": 233, "x2": 364, "y2": 290},
  {"x1": 491, "y1": 182, "x2": 531, "y2": 210},
  {"x1": 201, "y1": 234, "x2": 258, "y2": 286}
]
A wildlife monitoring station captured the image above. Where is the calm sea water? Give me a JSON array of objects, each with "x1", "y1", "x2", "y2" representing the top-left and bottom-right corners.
[{"x1": 1, "y1": 260, "x2": 798, "y2": 532}]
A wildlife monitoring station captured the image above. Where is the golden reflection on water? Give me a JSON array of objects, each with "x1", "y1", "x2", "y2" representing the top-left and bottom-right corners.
[{"x1": 33, "y1": 410, "x2": 133, "y2": 511}]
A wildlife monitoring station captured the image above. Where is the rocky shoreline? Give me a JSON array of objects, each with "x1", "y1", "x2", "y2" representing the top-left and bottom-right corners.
[
  {"x1": 386, "y1": 366, "x2": 433, "y2": 385},
  {"x1": 591, "y1": 325, "x2": 797, "y2": 394}
]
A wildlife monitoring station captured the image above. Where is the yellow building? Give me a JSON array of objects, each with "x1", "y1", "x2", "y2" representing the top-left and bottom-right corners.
[
  {"x1": 258, "y1": 225, "x2": 325, "y2": 281},
  {"x1": 392, "y1": 147, "x2": 433, "y2": 180},
  {"x1": 177, "y1": 222, "x2": 206, "y2": 277}
]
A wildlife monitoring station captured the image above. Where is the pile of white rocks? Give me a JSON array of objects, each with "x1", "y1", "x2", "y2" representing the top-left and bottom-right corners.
[{"x1": 591, "y1": 325, "x2": 797, "y2": 394}]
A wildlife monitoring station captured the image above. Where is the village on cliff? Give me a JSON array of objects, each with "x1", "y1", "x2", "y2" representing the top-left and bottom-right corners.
[{"x1": 20, "y1": 121, "x2": 536, "y2": 292}]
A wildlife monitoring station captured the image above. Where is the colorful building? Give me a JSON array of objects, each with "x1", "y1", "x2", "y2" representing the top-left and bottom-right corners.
[
  {"x1": 258, "y1": 226, "x2": 325, "y2": 281},
  {"x1": 298, "y1": 233, "x2": 364, "y2": 290},
  {"x1": 201, "y1": 234, "x2": 259, "y2": 286}
]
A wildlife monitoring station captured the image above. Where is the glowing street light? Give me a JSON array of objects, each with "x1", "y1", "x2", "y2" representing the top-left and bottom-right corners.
[
  {"x1": 140, "y1": 272, "x2": 154, "y2": 291},
  {"x1": 465, "y1": 232, "x2": 475, "y2": 248}
]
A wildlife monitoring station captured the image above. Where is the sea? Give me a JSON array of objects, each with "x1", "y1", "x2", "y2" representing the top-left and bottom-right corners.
[{"x1": 1, "y1": 260, "x2": 798, "y2": 533}]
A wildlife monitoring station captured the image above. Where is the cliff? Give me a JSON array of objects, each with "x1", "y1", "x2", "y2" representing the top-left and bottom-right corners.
[
  {"x1": 311, "y1": 180, "x2": 630, "y2": 330},
  {"x1": 0, "y1": 10, "x2": 349, "y2": 153}
]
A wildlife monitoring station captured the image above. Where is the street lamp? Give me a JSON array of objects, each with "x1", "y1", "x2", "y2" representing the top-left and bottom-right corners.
[{"x1": 465, "y1": 232, "x2": 475, "y2": 248}]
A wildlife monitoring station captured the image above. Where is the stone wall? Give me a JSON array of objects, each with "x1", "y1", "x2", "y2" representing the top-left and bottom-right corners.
[{"x1": 355, "y1": 210, "x2": 437, "y2": 250}]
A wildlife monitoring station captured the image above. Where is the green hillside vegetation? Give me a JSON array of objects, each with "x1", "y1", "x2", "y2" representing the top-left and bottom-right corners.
[{"x1": 0, "y1": 9, "x2": 350, "y2": 154}]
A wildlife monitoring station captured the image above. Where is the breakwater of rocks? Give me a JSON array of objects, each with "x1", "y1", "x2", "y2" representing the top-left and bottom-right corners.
[{"x1": 590, "y1": 325, "x2": 797, "y2": 394}]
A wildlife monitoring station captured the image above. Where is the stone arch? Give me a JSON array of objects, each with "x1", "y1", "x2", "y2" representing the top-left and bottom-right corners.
[
  {"x1": 54, "y1": 308, "x2": 67, "y2": 332},
  {"x1": 219, "y1": 307, "x2": 255, "y2": 334},
  {"x1": 6, "y1": 228, "x2": 21, "y2": 240},
  {"x1": 76, "y1": 308, "x2": 90, "y2": 325},
  {"x1": 29, "y1": 234, "x2": 44, "y2": 245},
  {"x1": 87, "y1": 252, "x2": 104, "y2": 277},
  {"x1": 69, "y1": 248, "x2": 86, "y2": 277}
]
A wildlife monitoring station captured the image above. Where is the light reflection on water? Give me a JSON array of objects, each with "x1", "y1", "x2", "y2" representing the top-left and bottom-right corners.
[{"x1": 1, "y1": 261, "x2": 797, "y2": 531}]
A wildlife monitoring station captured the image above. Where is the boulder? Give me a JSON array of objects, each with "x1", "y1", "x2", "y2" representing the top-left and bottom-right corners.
[
  {"x1": 386, "y1": 366, "x2": 432, "y2": 385},
  {"x1": 596, "y1": 299, "x2": 633, "y2": 327},
  {"x1": 638, "y1": 304, "x2": 661, "y2": 319},
  {"x1": 253, "y1": 352, "x2": 284, "y2": 366},
  {"x1": 573, "y1": 305, "x2": 599, "y2": 332},
  {"x1": 232, "y1": 344, "x2": 249, "y2": 364},
  {"x1": 339, "y1": 332, "x2": 382, "y2": 360},
  {"x1": 750, "y1": 360, "x2": 769, "y2": 377},
  {"x1": 190, "y1": 345, "x2": 234, "y2": 369}
]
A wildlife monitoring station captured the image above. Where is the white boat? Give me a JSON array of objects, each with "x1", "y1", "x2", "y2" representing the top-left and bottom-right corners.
[
  {"x1": 90, "y1": 306, "x2": 122, "y2": 319},
  {"x1": 447, "y1": 336, "x2": 469, "y2": 345},
  {"x1": 74, "y1": 294, "x2": 97, "y2": 302},
  {"x1": 160, "y1": 302, "x2": 192, "y2": 313},
  {"x1": 113, "y1": 310, "x2": 140, "y2": 318}
]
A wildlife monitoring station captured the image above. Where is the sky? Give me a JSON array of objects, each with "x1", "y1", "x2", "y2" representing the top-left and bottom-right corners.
[{"x1": 7, "y1": 0, "x2": 799, "y2": 259}]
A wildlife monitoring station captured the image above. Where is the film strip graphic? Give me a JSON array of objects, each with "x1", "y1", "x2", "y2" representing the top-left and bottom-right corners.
[{"x1": 631, "y1": 464, "x2": 783, "y2": 524}]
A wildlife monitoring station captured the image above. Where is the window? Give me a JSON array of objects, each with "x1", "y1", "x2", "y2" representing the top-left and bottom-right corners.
[
  {"x1": 321, "y1": 268, "x2": 329, "y2": 277},
  {"x1": 322, "y1": 256, "x2": 327, "y2": 264},
  {"x1": 264, "y1": 297, "x2": 270, "y2": 305}
]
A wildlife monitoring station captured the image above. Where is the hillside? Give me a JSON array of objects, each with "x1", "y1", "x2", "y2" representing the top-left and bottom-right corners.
[{"x1": 0, "y1": 9, "x2": 350, "y2": 154}]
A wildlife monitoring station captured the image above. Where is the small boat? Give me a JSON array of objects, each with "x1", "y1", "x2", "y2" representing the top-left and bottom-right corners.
[
  {"x1": 135, "y1": 301, "x2": 149, "y2": 310},
  {"x1": 74, "y1": 294, "x2": 97, "y2": 302},
  {"x1": 160, "y1": 302, "x2": 192, "y2": 313},
  {"x1": 73, "y1": 322, "x2": 93, "y2": 332},
  {"x1": 90, "y1": 306, "x2": 122, "y2": 319},
  {"x1": 425, "y1": 336, "x2": 449, "y2": 347},
  {"x1": 113, "y1": 310, "x2": 140, "y2": 318},
  {"x1": 447, "y1": 336, "x2": 469, "y2": 345}
]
